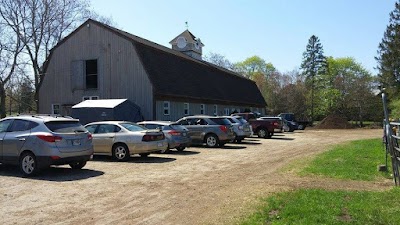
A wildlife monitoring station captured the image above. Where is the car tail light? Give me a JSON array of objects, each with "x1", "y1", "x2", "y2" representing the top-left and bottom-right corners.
[
  {"x1": 168, "y1": 130, "x2": 181, "y2": 136},
  {"x1": 219, "y1": 125, "x2": 228, "y2": 133},
  {"x1": 273, "y1": 122, "x2": 279, "y2": 127},
  {"x1": 142, "y1": 133, "x2": 165, "y2": 142},
  {"x1": 87, "y1": 133, "x2": 93, "y2": 140},
  {"x1": 51, "y1": 156, "x2": 61, "y2": 160},
  {"x1": 37, "y1": 134, "x2": 62, "y2": 142}
]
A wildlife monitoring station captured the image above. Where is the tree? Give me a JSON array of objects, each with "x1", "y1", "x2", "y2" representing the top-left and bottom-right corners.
[
  {"x1": 320, "y1": 57, "x2": 378, "y2": 124},
  {"x1": 234, "y1": 56, "x2": 276, "y2": 79},
  {"x1": 203, "y1": 52, "x2": 234, "y2": 70},
  {"x1": 376, "y1": 1, "x2": 400, "y2": 96},
  {"x1": 0, "y1": 22, "x2": 22, "y2": 118},
  {"x1": 0, "y1": 0, "x2": 94, "y2": 113},
  {"x1": 300, "y1": 35, "x2": 327, "y2": 123}
]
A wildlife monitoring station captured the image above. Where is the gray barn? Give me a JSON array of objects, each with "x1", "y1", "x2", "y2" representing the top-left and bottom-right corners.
[
  {"x1": 71, "y1": 99, "x2": 142, "y2": 125},
  {"x1": 39, "y1": 19, "x2": 267, "y2": 121}
]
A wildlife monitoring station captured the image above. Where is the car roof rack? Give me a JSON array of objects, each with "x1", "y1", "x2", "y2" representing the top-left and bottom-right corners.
[{"x1": 16, "y1": 114, "x2": 73, "y2": 119}]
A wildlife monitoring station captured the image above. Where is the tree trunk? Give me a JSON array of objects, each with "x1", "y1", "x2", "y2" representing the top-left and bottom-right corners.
[{"x1": 0, "y1": 84, "x2": 6, "y2": 118}]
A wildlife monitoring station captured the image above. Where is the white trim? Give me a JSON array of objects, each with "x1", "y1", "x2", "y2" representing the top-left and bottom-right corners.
[
  {"x1": 163, "y1": 101, "x2": 170, "y2": 116},
  {"x1": 184, "y1": 103, "x2": 190, "y2": 115}
]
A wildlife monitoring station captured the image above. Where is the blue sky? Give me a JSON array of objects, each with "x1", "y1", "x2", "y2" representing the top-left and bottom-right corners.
[{"x1": 92, "y1": 0, "x2": 397, "y2": 75}]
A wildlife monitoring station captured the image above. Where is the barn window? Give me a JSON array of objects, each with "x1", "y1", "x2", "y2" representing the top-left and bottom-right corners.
[
  {"x1": 52, "y1": 104, "x2": 61, "y2": 115},
  {"x1": 224, "y1": 108, "x2": 230, "y2": 116},
  {"x1": 184, "y1": 103, "x2": 189, "y2": 115},
  {"x1": 163, "y1": 101, "x2": 170, "y2": 115},
  {"x1": 82, "y1": 96, "x2": 99, "y2": 101},
  {"x1": 85, "y1": 59, "x2": 98, "y2": 89},
  {"x1": 200, "y1": 104, "x2": 205, "y2": 114}
]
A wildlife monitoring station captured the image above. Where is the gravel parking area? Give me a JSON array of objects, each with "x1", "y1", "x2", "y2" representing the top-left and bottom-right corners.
[{"x1": 0, "y1": 129, "x2": 390, "y2": 225}]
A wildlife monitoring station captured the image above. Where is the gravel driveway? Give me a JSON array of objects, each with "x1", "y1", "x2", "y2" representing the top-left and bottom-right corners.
[{"x1": 0, "y1": 129, "x2": 389, "y2": 225}]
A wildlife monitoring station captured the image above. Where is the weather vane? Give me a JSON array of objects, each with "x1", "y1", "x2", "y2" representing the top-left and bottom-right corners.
[{"x1": 185, "y1": 21, "x2": 189, "y2": 30}]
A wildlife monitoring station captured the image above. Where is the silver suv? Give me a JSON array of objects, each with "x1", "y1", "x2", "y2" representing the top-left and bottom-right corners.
[
  {"x1": 0, "y1": 115, "x2": 93, "y2": 176},
  {"x1": 223, "y1": 116, "x2": 253, "y2": 143},
  {"x1": 176, "y1": 115, "x2": 235, "y2": 147}
]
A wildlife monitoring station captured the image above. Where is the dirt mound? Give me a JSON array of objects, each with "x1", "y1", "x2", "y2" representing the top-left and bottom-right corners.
[{"x1": 316, "y1": 114, "x2": 353, "y2": 129}]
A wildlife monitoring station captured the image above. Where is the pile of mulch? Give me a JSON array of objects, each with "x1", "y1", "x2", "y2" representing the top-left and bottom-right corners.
[{"x1": 315, "y1": 114, "x2": 353, "y2": 129}]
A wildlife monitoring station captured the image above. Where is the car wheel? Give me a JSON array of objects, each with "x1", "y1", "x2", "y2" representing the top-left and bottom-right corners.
[
  {"x1": 237, "y1": 139, "x2": 242, "y2": 143},
  {"x1": 139, "y1": 153, "x2": 150, "y2": 158},
  {"x1": 205, "y1": 134, "x2": 218, "y2": 148},
  {"x1": 176, "y1": 146, "x2": 185, "y2": 151},
  {"x1": 112, "y1": 144, "x2": 130, "y2": 161},
  {"x1": 298, "y1": 124, "x2": 305, "y2": 130},
  {"x1": 20, "y1": 152, "x2": 39, "y2": 176},
  {"x1": 69, "y1": 161, "x2": 87, "y2": 169},
  {"x1": 257, "y1": 128, "x2": 268, "y2": 138}
]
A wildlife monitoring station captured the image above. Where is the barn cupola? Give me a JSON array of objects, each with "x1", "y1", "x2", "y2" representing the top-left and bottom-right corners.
[{"x1": 169, "y1": 29, "x2": 204, "y2": 60}]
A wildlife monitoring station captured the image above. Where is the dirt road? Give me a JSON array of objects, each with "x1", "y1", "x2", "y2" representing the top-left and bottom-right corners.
[{"x1": 0, "y1": 129, "x2": 390, "y2": 225}]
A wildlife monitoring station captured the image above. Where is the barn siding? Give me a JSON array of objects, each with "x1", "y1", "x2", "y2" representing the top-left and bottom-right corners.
[
  {"x1": 39, "y1": 21, "x2": 154, "y2": 120},
  {"x1": 155, "y1": 101, "x2": 266, "y2": 121}
]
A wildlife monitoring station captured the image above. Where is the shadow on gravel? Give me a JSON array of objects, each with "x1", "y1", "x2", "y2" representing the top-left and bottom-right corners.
[
  {"x1": 0, "y1": 164, "x2": 104, "y2": 182},
  {"x1": 234, "y1": 141, "x2": 261, "y2": 145},
  {"x1": 162, "y1": 150, "x2": 200, "y2": 156},
  {"x1": 270, "y1": 137, "x2": 295, "y2": 141},
  {"x1": 92, "y1": 155, "x2": 176, "y2": 163}
]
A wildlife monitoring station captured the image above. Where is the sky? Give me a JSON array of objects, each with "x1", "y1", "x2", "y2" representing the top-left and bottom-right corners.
[{"x1": 91, "y1": 0, "x2": 397, "y2": 75}]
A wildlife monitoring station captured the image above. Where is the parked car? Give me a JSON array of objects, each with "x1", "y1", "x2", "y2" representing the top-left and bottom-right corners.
[
  {"x1": 0, "y1": 115, "x2": 93, "y2": 176},
  {"x1": 259, "y1": 116, "x2": 284, "y2": 133},
  {"x1": 277, "y1": 113, "x2": 311, "y2": 130},
  {"x1": 222, "y1": 116, "x2": 252, "y2": 143},
  {"x1": 84, "y1": 121, "x2": 167, "y2": 161},
  {"x1": 175, "y1": 115, "x2": 235, "y2": 147},
  {"x1": 231, "y1": 113, "x2": 279, "y2": 138},
  {"x1": 137, "y1": 121, "x2": 191, "y2": 152}
]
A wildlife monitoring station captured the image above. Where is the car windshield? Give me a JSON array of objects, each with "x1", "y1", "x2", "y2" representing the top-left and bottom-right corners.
[
  {"x1": 120, "y1": 122, "x2": 146, "y2": 132},
  {"x1": 235, "y1": 117, "x2": 248, "y2": 124},
  {"x1": 45, "y1": 121, "x2": 86, "y2": 133},
  {"x1": 210, "y1": 118, "x2": 231, "y2": 125},
  {"x1": 169, "y1": 124, "x2": 188, "y2": 131}
]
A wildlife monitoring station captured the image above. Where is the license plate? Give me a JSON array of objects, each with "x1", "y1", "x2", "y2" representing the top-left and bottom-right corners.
[
  {"x1": 73, "y1": 139, "x2": 81, "y2": 146},
  {"x1": 157, "y1": 143, "x2": 163, "y2": 147}
]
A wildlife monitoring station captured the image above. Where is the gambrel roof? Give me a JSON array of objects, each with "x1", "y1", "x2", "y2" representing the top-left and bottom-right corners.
[{"x1": 44, "y1": 19, "x2": 266, "y2": 107}]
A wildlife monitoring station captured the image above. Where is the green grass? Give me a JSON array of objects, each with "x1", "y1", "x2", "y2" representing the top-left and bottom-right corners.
[
  {"x1": 300, "y1": 138, "x2": 391, "y2": 181},
  {"x1": 240, "y1": 188, "x2": 400, "y2": 225},
  {"x1": 239, "y1": 139, "x2": 398, "y2": 225}
]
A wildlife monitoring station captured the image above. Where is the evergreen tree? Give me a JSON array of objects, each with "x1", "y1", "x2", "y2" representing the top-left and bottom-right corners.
[
  {"x1": 300, "y1": 35, "x2": 327, "y2": 123},
  {"x1": 376, "y1": 1, "x2": 400, "y2": 96}
]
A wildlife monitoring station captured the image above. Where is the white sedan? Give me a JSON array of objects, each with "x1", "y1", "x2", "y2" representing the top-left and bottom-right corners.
[{"x1": 85, "y1": 121, "x2": 168, "y2": 161}]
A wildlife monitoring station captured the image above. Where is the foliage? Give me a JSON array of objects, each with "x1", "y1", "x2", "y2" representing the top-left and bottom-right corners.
[
  {"x1": 0, "y1": 0, "x2": 112, "y2": 113},
  {"x1": 0, "y1": 18, "x2": 22, "y2": 118},
  {"x1": 203, "y1": 52, "x2": 234, "y2": 70},
  {"x1": 300, "y1": 35, "x2": 327, "y2": 122},
  {"x1": 318, "y1": 57, "x2": 380, "y2": 123},
  {"x1": 376, "y1": 1, "x2": 400, "y2": 96},
  {"x1": 240, "y1": 188, "x2": 400, "y2": 225},
  {"x1": 234, "y1": 55, "x2": 276, "y2": 79}
]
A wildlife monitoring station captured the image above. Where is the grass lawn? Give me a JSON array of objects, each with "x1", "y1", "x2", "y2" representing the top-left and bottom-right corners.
[
  {"x1": 301, "y1": 138, "x2": 391, "y2": 181},
  {"x1": 239, "y1": 138, "x2": 398, "y2": 225},
  {"x1": 240, "y1": 188, "x2": 400, "y2": 225}
]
